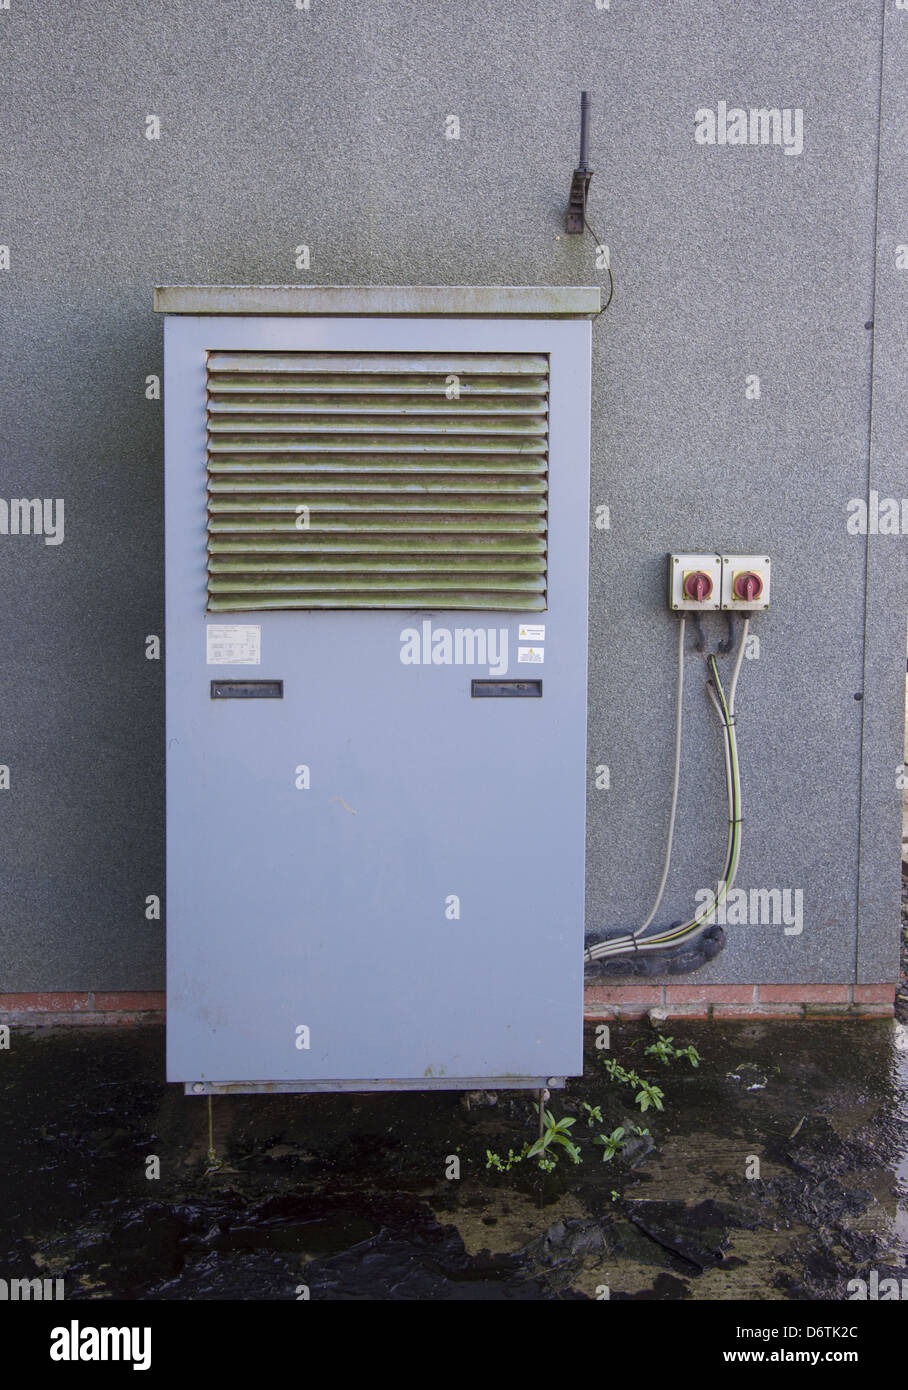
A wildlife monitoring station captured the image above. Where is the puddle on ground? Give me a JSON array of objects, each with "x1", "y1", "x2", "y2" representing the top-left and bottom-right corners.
[{"x1": 1, "y1": 1021, "x2": 906, "y2": 1300}]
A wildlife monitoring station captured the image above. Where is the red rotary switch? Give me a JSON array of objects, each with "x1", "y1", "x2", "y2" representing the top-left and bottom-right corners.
[
  {"x1": 733, "y1": 570, "x2": 763, "y2": 602},
  {"x1": 683, "y1": 570, "x2": 713, "y2": 602}
]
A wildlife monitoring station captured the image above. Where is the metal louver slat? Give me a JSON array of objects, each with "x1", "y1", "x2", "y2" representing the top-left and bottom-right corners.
[{"x1": 206, "y1": 351, "x2": 548, "y2": 611}]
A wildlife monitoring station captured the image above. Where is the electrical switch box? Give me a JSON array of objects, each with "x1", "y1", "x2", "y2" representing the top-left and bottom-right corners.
[
  {"x1": 669, "y1": 553, "x2": 723, "y2": 610},
  {"x1": 721, "y1": 554, "x2": 771, "y2": 611}
]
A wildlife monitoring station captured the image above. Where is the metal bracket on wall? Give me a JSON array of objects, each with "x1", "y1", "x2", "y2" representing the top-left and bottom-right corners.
[{"x1": 566, "y1": 91, "x2": 593, "y2": 234}]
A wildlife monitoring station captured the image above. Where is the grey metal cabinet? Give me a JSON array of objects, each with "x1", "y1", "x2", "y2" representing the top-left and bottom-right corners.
[{"x1": 156, "y1": 286, "x2": 597, "y2": 1093}]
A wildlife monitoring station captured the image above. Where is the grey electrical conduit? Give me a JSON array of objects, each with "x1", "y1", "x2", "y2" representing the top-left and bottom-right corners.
[
  {"x1": 632, "y1": 614, "x2": 686, "y2": 938},
  {"x1": 585, "y1": 615, "x2": 751, "y2": 963}
]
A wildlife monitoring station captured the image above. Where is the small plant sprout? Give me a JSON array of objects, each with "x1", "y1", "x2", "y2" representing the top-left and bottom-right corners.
[
  {"x1": 581, "y1": 1102, "x2": 604, "y2": 1127},
  {"x1": 601, "y1": 1057, "x2": 636, "y2": 1087},
  {"x1": 644, "y1": 1035, "x2": 676, "y2": 1066},
  {"x1": 634, "y1": 1080, "x2": 664, "y2": 1113},
  {"x1": 593, "y1": 1126, "x2": 626, "y2": 1162},
  {"x1": 644, "y1": 1034, "x2": 701, "y2": 1068},
  {"x1": 527, "y1": 1107, "x2": 582, "y2": 1170},
  {"x1": 485, "y1": 1144, "x2": 529, "y2": 1173},
  {"x1": 601, "y1": 1056, "x2": 664, "y2": 1112}
]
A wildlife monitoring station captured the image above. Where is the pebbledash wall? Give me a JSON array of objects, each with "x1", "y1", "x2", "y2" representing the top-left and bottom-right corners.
[{"x1": 1, "y1": 1, "x2": 907, "y2": 1028}]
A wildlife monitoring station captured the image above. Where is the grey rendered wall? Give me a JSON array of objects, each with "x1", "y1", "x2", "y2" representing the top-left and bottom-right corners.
[{"x1": 0, "y1": 0, "x2": 905, "y2": 990}]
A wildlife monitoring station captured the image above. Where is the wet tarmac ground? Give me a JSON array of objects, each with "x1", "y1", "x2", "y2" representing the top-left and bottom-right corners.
[{"x1": 1, "y1": 1019, "x2": 906, "y2": 1300}]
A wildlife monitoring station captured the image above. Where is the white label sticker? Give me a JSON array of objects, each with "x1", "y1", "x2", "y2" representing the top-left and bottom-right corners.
[
  {"x1": 518, "y1": 624, "x2": 545, "y2": 642},
  {"x1": 206, "y1": 625, "x2": 261, "y2": 665},
  {"x1": 518, "y1": 646, "x2": 544, "y2": 664}
]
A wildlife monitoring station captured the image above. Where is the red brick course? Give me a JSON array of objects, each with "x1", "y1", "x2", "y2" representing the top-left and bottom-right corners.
[
  {"x1": 650, "y1": 1004, "x2": 710, "y2": 1020},
  {"x1": 0, "y1": 985, "x2": 894, "y2": 1027},
  {"x1": 93, "y1": 993, "x2": 165, "y2": 1012},
  {"x1": 0, "y1": 992, "x2": 165, "y2": 1026},
  {"x1": 581, "y1": 982, "x2": 895, "y2": 1021},
  {"x1": 853, "y1": 984, "x2": 896, "y2": 1003},
  {"x1": 583, "y1": 985, "x2": 663, "y2": 1005},
  {"x1": 664, "y1": 985, "x2": 756, "y2": 1004},
  {"x1": 759, "y1": 984, "x2": 849, "y2": 1003},
  {"x1": 0, "y1": 993, "x2": 94, "y2": 1012},
  {"x1": 712, "y1": 1003, "x2": 805, "y2": 1020}
]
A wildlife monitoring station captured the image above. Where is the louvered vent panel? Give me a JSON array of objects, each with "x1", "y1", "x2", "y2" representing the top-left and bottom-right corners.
[{"x1": 206, "y1": 351, "x2": 548, "y2": 611}]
